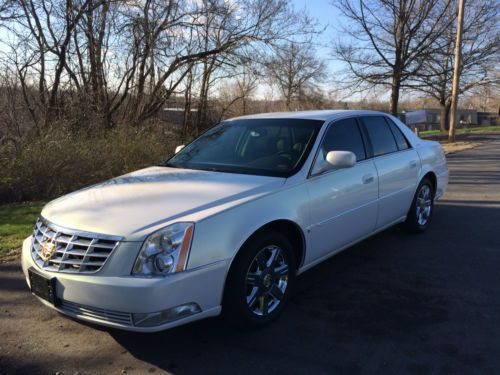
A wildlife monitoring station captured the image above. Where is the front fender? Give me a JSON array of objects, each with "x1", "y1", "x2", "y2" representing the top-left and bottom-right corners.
[{"x1": 187, "y1": 182, "x2": 309, "y2": 270}]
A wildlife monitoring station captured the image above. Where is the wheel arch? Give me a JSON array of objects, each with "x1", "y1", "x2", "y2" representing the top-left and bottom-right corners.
[
  {"x1": 221, "y1": 219, "x2": 306, "y2": 306},
  {"x1": 421, "y1": 171, "x2": 437, "y2": 193},
  {"x1": 232, "y1": 219, "x2": 306, "y2": 271}
]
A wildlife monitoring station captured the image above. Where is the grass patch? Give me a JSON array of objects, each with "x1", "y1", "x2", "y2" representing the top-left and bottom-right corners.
[
  {"x1": 420, "y1": 126, "x2": 500, "y2": 137},
  {"x1": 0, "y1": 201, "x2": 45, "y2": 259}
]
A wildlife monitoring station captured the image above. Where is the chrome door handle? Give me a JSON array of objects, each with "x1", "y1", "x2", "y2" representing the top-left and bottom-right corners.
[
  {"x1": 409, "y1": 160, "x2": 417, "y2": 168},
  {"x1": 362, "y1": 174, "x2": 374, "y2": 184}
]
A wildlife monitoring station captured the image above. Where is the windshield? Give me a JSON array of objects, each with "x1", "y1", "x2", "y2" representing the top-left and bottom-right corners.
[{"x1": 166, "y1": 118, "x2": 323, "y2": 177}]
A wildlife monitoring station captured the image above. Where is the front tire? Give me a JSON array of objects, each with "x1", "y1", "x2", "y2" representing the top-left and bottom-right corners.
[
  {"x1": 405, "y1": 178, "x2": 434, "y2": 233},
  {"x1": 223, "y1": 230, "x2": 296, "y2": 327}
]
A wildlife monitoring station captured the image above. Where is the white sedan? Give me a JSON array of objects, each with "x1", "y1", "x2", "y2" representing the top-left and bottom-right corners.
[{"x1": 21, "y1": 110, "x2": 448, "y2": 332}]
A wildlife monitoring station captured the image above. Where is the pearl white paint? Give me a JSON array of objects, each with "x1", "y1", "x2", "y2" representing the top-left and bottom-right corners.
[{"x1": 22, "y1": 110, "x2": 449, "y2": 332}]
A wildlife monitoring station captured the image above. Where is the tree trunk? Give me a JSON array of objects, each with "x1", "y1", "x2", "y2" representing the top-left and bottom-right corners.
[
  {"x1": 182, "y1": 69, "x2": 193, "y2": 141},
  {"x1": 439, "y1": 100, "x2": 451, "y2": 133},
  {"x1": 389, "y1": 73, "x2": 401, "y2": 116}
]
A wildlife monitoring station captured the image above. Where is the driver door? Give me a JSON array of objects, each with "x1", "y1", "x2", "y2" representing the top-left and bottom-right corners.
[{"x1": 305, "y1": 117, "x2": 378, "y2": 263}]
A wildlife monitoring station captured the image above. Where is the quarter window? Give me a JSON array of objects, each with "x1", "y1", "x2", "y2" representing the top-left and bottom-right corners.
[
  {"x1": 361, "y1": 116, "x2": 398, "y2": 157},
  {"x1": 385, "y1": 118, "x2": 410, "y2": 150}
]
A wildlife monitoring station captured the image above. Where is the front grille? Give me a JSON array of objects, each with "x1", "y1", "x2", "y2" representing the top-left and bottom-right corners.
[
  {"x1": 31, "y1": 218, "x2": 120, "y2": 274},
  {"x1": 60, "y1": 300, "x2": 132, "y2": 326}
]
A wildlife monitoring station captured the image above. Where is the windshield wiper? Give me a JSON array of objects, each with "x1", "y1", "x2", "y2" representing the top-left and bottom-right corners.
[{"x1": 156, "y1": 161, "x2": 179, "y2": 168}]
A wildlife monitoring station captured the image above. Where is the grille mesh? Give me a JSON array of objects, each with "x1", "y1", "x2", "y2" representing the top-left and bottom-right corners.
[
  {"x1": 60, "y1": 300, "x2": 132, "y2": 326},
  {"x1": 31, "y1": 218, "x2": 119, "y2": 274}
]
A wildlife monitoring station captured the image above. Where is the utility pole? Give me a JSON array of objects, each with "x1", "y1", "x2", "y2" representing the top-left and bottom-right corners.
[{"x1": 448, "y1": 0, "x2": 465, "y2": 143}]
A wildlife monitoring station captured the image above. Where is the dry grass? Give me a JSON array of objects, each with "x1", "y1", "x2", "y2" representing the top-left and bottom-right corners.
[{"x1": 441, "y1": 141, "x2": 483, "y2": 154}]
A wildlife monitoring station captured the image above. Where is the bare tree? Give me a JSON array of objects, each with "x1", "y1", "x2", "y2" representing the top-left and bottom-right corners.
[
  {"x1": 333, "y1": 0, "x2": 453, "y2": 115},
  {"x1": 0, "y1": 0, "x2": 16, "y2": 22},
  {"x1": 1, "y1": 0, "x2": 319, "y2": 132},
  {"x1": 216, "y1": 68, "x2": 258, "y2": 120},
  {"x1": 408, "y1": 0, "x2": 499, "y2": 132},
  {"x1": 265, "y1": 41, "x2": 326, "y2": 110},
  {"x1": 122, "y1": 0, "x2": 314, "y2": 125}
]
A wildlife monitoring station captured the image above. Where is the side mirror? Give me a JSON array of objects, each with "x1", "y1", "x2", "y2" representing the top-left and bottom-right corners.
[
  {"x1": 312, "y1": 150, "x2": 356, "y2": 176},
  {"x1": 326, "y1": 150, "x2": 356, "y2": 169},
  {"x1": 175, "y1": 145, "x2": 185, "y2": 154}
]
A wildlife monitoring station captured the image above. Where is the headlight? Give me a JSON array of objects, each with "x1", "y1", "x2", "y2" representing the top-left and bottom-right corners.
[{"x1": 132, "y1": 223, "x2": 194, "y2": 276}]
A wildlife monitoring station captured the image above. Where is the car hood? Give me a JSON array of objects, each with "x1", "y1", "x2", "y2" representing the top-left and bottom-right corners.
[{"x1": 41, "y1": 167, "x2": 285, "y2": 240}]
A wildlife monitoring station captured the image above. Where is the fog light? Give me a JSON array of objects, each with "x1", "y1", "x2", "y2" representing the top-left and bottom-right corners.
[{"x1": 132, "y1": 303, "x2": 202, "y2": 327}]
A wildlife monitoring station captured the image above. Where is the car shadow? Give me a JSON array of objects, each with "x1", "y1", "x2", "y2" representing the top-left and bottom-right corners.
[{"x1": 106, "y1": 202, "x2": 500, "y2": 374}]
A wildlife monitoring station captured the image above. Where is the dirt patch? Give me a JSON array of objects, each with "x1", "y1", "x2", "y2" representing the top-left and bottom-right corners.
[
  {"x1": 0, "y1": 248, "x2": 21, "y2": 263},
  {"x1": 441, "y1": 141, "x2": 483, "y2": 155}
]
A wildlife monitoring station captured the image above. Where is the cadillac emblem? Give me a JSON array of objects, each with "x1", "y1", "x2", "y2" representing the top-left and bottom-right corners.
[{"x1": 40, "y1": 240, "x2": 56, "y2": 261}]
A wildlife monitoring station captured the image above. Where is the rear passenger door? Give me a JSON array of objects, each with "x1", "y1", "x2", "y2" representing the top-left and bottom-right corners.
[{"x1": 360, "y1": 116, "x2": 420, "y2": 228}]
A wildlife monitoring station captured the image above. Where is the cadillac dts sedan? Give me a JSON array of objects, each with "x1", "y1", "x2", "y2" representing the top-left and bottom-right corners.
[{"x1": 22, "y1": 110, "x2": 448, "y2": 331}]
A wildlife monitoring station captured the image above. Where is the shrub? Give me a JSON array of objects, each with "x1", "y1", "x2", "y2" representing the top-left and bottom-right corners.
[{"x1": 0, "y1": 123, "x2": 180, "y2": 203}]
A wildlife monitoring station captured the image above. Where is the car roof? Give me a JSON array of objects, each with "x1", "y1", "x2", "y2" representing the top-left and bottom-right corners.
[{"x1": 226, "y1": 110, "x2": 388, "y2": 123}]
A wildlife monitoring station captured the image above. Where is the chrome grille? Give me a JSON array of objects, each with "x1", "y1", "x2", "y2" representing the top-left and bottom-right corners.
[
  {"x1": 60, "y1": 300, "x2": 132, "y2": 326},
  {"x1": 31, "y1": 218, "x2": 120, "y2": 274}
]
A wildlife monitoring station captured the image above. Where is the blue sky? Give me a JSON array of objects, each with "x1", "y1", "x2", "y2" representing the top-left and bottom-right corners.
[
  {"x1": 290, "y1": 0, "x2": 345, "y2": 74},
  {"x1": 289, "y1": 1, "x2": 391, "y2": 101},
  {"x1": 292, "y1": 0, "x2": 336, "y2": 32}
]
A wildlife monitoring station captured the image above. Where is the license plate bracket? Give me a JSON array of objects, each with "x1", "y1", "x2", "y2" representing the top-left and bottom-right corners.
[{"x1": 28, "y1": 267, "x2": 59, "y2": 306}]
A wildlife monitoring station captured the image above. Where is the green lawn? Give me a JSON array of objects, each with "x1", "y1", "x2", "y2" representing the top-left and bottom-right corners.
[
  {"x1": 0, "y1": 202, "x2": 45, "y2": 259},
  {"x1": 420, "y1": 125, "x2": 500, "y2": 137}
]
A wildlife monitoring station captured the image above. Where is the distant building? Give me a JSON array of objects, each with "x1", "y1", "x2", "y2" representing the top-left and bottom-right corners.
[
  {"x1": 403, "y1": 109, "x2": 498, "y2": 131},
  {"x1": 158, "y1": 107, "x2": 197, "y2": 125},
  {"x1": 477, "y1": 112, "x2": 499, "y2": 126}
]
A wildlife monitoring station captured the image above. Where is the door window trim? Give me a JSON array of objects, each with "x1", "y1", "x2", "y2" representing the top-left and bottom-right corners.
[
  {"x1": 384, "y1": 117, "x2": 412, "y2": 151},
  {"x1": 308, "y1": 116, "x2": 369, "y2": 178},
  {"x1": 359, "y1": 115, "x2": 404, "y2": 158}
]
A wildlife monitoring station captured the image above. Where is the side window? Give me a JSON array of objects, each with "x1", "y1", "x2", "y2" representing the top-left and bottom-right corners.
[
  {"x1": 361, "y1": 116, "x2": 398, "y2": 157},
  {"x1": 385, "y1": 118, "x2": 410, "y2": 150},
  {"x1": 312, "y1": 118, "x2": 366, "y2": 175}
]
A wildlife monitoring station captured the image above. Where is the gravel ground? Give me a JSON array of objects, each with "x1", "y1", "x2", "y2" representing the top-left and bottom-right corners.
[{"x1": 1, "y1": 137, "x2": 499, "y2": 375}]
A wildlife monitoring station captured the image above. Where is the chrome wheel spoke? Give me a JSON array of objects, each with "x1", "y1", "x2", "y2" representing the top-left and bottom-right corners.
[
  {"x1": 266, "y1": 247, "x2": 279, "y2": 268},
  {"x1": 416, "y1": 185, "x2": 432, "y2": 226},
  {"x1": 246, "y1": 272, "x2": 259, "y2": 286},
  {"x1": 255, "y1": 252, "x2": 267, "y2": 270},
  {"x1": 247, "y1": 288, "x2": 261, "y2": 307},
  {"x1": 245, "y1": 244, "x2": 289, "y2": 316},
  {"x1": 270, "y1": 285, "x2": 284, "y2": 301},
  {"x1": 260, "y1": 293, "x2": 269, "y2": 315},
  {"x1": 275, "y1": 264, "x2": 288, "y2": 278}
]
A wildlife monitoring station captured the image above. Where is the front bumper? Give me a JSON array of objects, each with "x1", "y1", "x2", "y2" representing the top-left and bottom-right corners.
[{"x1": 21, "y1": 237, "x2": 227, "y2": 332}]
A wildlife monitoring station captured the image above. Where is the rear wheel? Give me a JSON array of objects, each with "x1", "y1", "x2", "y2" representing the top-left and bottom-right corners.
[
  {"x1": 405, "y1": 178, "x2": 434, "y2": 233},
  {"x1": 223, "y1": 231, "x2": 296, "y2": 327}
]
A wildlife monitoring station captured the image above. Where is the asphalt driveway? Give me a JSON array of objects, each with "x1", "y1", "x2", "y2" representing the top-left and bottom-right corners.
[{"x1": 1, "y1": 137, "x2": 499, "y2": 375}]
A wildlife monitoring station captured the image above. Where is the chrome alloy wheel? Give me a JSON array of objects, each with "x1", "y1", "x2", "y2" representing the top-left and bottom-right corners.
[
  {"x1": 245, "y1": 245, "x2": 289, "y2": 316},
  {"x1": 416, "y1": 185, "x2": 432, "y2": 226}
]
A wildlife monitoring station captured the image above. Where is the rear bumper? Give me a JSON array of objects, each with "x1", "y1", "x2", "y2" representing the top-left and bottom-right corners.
[
  {"x1": 21, "y1": 237, "x2": 227, "y2": 332},
  {"x1": 435, "y1": 169, "x2": 449, "y2": 200}
]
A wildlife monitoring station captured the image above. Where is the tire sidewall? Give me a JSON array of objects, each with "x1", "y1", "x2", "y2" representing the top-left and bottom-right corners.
[
  {"x1": 223, "y1": 230, "x2": 297, "y2": 327},
  {"x1": 407, "y1": 178, "x2": 435, "y2": 233}
]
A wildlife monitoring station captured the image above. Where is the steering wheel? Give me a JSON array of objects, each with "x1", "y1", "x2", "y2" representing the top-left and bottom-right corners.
[{"x1": 276, "y1": 151, "x2": 292, "y2": 160}]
